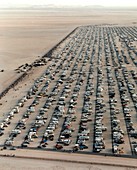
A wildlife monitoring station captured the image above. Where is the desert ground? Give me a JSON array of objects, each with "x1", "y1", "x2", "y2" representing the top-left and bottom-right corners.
[
  {"x1": 0, "y1": 8, "x2": 137, "y2": 91},
  {"x1": 0, "y1": 149, "x2": 137, "y2": 170},
  {"x1": 0, "y1": 7, "x2": 137, "y2": 169}
]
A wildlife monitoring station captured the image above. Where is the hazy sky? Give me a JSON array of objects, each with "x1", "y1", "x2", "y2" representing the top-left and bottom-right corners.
[{"x1": 0, "y1": 0, "x2": 137, "y2": 7}]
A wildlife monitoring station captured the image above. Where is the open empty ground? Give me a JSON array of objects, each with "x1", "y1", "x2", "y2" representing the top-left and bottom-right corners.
[
  {"x1": 0, "y1": 149, "x2": 137, "y2": 170},
  {"x1": 0, "y1": 8, "x2": 137, "y2": 91},
  {"x1": 0, "y1": 8, "x2": 137, "y2": 169}
]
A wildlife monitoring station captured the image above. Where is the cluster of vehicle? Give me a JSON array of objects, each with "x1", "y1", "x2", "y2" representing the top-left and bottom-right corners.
[
  {"x1": 1, "y1": 25, "x2": 137, "y2": 157},
  {"x1": 104, "y1": 27, "x2": 137, "y2": 155}
]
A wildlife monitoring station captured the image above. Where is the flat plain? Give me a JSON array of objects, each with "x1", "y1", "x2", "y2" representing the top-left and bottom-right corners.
[{"x1": 0, "y1": 7, "x2": 137, "y2": 170}]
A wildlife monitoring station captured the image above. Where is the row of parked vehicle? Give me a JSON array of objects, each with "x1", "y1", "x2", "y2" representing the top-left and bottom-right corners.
[
  {"x1": 93, "y1": 49, "x2": 107, "y2": 153},
  {"x1": 105, "y1": 27, "x2": 137, "y2": 155},
  {"x1": 1, "y1": 25, "x2": 137, "y2": 156},
  {"x1": 103, "y1": 38, "x2": 125, "y2": 154},
  {"x1": 3, "y1": 27, "x2": 85, "y2": 148},
  {"x1": 38, "y1": 27, "x2": 95, "y2": 150}
]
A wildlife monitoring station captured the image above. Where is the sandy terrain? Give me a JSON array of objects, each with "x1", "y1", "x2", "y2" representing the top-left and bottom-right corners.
[
  {"x1": 0, "y1": 149, "x2": 137, "y2": 169},
  {"x1": 0, "y1": 8, "x2": 137, "y2": 91},
  {"x1": 0, "y1": 7, "x2": 137, "y2": 170},
  {"x1": 0, "y1": 157, "x2": 135, "y2": 170}
]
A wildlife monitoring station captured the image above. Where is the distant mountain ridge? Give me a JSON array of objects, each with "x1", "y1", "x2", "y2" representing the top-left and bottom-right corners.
[
  {"x1": 0, "y1": 4, "x2": 105, "y2": 9},
  {"x1": 0, "y1": 4, "x2": 137, "y2": 10}
]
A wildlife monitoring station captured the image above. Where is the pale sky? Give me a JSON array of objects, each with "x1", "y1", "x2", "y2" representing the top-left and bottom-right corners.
[{"x1": 0, "y1": 0, "x2": 137, "y2": 7}]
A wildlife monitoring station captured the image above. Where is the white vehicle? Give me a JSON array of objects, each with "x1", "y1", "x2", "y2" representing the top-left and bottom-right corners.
[
  {"x1": 35, "y1": 120, "x2": 46, "y2": 126},
  {"x1": 11, "y1": 129, "x2": 21, "y2": 134},
  {"x1": 59, "y1": 96, "x2": 65, "y2": 101},
  {"x1": 9, "y1": 111, "x2": 14, "y2": 117},
  {"x1": 134, "y1": 147, "x2": 137, "y2": 154},
  {"x1": 113, "y1": 145, "x2": 118, "y2": 153},
  {"x1": 46, "y1": 129, "x2": 54, "y2": 134},
  {"x1": 28, "y1": 107, "x2": 35, "y2": 113},
  {"x1": 5, "y1": 139, "x2": 13, "y2": 146},
  {"x1": 113, "y1": 132, "x2": 124, "y2": 139},
  {"x1": 78, "y1": 135, "x2": 89, "y2": 140},
  {"x1": 95, "y1": 137, "x2": 103, "y2": 142}
]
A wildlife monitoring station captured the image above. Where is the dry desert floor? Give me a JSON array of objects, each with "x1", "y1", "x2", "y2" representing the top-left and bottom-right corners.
[{"x1": 0, "y1": 8, "x2": 137, "y2": 170}]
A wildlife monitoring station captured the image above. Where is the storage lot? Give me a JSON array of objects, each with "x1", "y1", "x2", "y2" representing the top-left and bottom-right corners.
[{"x1": 0, "y1": 25, "x2": 137, "y2": 156}]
